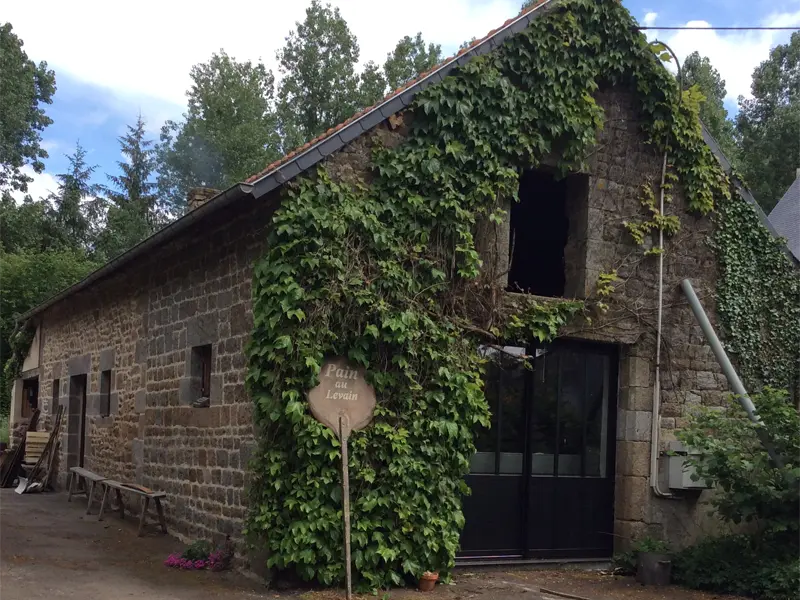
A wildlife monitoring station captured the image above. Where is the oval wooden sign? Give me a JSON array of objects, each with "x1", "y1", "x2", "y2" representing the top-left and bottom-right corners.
[{"x1": 308, "y1": 357, "x2": 376, "y2": 438}]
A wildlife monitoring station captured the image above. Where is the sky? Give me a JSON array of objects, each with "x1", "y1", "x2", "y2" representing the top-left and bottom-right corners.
[{"x1": 3, "y1": 0, "x2": 800, "y2": 203}]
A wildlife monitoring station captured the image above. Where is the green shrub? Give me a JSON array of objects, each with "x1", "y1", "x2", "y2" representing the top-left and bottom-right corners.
[
  {"x1": 612, "y1": 536, "x2": 671, "y2": 575},
  {"x1": 677, "y1": 388, "x2": 800, "y2": 534},
  {"x1": 673, "y1": 533, "x2": 799, "y2": 600},
  {"x1": 0, "y1": 413, "x2": 8, "y2": 444},
  {"x1": 181, "y1": 540, "x2": 213, "y2": 561}
]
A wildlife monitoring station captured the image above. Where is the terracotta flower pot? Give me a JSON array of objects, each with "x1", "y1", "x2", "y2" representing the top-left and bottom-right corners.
[{"x1": 419, "y1": 571, "x2": 439, "y2": 592}]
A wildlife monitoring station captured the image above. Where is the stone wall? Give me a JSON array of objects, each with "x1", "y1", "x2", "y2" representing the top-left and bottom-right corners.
[
  {"x1": 477, "y1": 85, "x2": 730, "y2": 549},
  {"x1": 573, "y1": 87, "x2": 729, "y2": 548},
  {"x1": 32, "y1": 82, "x2": 735, "y2": 555},
  {"x1": 38, "y1": 196, "x2": 275, "y2": 544}
]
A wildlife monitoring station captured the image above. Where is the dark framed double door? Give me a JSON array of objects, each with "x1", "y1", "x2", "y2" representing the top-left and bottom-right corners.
[{"x1": 460, "y1": 341, "x2": 618, "y2": 559}]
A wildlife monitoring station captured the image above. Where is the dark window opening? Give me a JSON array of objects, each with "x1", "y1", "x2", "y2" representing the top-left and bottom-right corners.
[
  {"x1": 52, "y1": 379, "x2": 60, "y2": 409},
  {"x1": 192, "y1": 345, "x2": 213, "y2": 399},
  {"x1": 100, "y1": 370, "x2": 111, "y2": 417},
  {"x1": 21, "y1": 378, "x2": 38, "y2": 419},
  {"x1": 508, "y1": 170, "x2": 569, "y2": 297}
]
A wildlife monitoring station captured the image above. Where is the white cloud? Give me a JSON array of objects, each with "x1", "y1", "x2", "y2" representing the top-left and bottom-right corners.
[
  {"x1": 2, "y1": 0, "x2": 518, "y2": 115},
  {"x1": 644, "y1": 11, "x2": 800, "y2": 104},
  {"x1": 10, "y1": 165, "x2": 59, "y2": 203},
  {"x1": 643, "y1": 12, "x2": 658, "y2": 27}
]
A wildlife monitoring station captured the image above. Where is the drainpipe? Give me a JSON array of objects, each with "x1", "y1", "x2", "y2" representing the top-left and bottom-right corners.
[
  {"x1": 649, "y1": 150, "x2": 677, "y2": 499},
  {"x1": 680, "y1": 279, "x2": 784, "y2": 468},
  {"x1": 648, "y1": 39, "x2": 683, "y2": 499}
]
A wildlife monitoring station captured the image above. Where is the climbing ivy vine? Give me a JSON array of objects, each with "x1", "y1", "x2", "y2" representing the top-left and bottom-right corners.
[
  {"x1": 712, "y1": 187, "x2": 800, "y2": 391},
  {"x1": 245, "y1": 0, "x2": 798, "y2": 590}
]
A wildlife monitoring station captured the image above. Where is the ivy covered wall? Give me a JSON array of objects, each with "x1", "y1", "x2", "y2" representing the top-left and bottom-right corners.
[{"x1": 245, "y1": 0, "x2": 799, "y2": 588}]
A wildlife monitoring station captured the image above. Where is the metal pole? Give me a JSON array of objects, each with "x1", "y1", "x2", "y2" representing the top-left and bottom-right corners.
[
  {"x1": 680, "y1": 279, "x2": 784, "y2": 467},
  {"x1": 339, "y1": 416, "x2": 352, "y2": 600}
]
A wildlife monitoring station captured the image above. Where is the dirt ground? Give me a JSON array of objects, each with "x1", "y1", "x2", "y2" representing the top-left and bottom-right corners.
[{"x1": 0, "y1": 489, "x2": 746, "y2": 600}]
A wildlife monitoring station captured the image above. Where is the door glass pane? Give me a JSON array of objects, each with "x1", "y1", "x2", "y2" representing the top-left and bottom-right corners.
[
  {"x1": 557, "y1": 351, "x2": 584, "y2": 476},
  {"x1": 530, "y1": 351, "x2": 557, "y2": 475},
  {"x1": 470, "y1": 346, "x2": 526, "y2": 474},
  {"x1": 530, "y1": 347, "x2": 611, "y2": 478},
  {"x1": 584, "y1": 354, "x2": 609, "y2": 477}
]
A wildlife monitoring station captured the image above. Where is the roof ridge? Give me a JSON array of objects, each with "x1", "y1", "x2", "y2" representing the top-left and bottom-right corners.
[{"x1": 244, "y1": 0, "x2": 552, "y2": 185}]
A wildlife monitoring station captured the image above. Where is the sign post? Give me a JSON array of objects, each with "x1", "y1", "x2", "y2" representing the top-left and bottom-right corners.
[
  {"x1": 308, "y1": 357, "x2": 376, "y2": 600},
  {"x1": 339, "y1": 416, "x2": 352, "y2": 599}
]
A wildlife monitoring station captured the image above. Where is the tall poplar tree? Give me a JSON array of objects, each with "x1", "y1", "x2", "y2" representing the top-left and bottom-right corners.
[
  {"x1": 276, "y1": 0, "x2": 361, "y2": 151},
  {"x1": 156, "y1": 51, "x2": 280, "y2": 211}
]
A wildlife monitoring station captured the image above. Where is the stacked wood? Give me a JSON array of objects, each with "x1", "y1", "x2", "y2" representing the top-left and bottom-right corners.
[
  {"x1": 19, "y1": 405, "x2": 65, "y2": 493},
  {"x1": 24, "y1": 432, "x2": 49, "y2": 464}
]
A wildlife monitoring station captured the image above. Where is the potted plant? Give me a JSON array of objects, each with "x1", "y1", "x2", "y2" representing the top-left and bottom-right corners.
[
  {"x1": 0, "y1": 414, "x2": 9, "y2": 452},
  {"x1": 634, "y1": 536, "x2": 672, "y2": 586},
  {"x1": 418, "y1": 570, "x2": 439, "y2": 592}
]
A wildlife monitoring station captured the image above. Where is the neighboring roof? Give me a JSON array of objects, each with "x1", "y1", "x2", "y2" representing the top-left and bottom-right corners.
[
  {"x1": 20, "y1": 0, "x2": 796, "y2": 321},
  {"x1": 702, "y1": 129, "x2": 799, "y2": 265},
  {"x1": 768, "y1": 174, "x2": 800, "y2": 261}
]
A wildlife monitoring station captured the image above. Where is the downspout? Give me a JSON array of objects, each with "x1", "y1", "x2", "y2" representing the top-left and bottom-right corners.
[
  {"x1": 649, "y1": 40, "x2": 682, "y2": 499},
  {"x1": 680, "y1": 279, "x2": 785, "y2": 468},
  {"x1": 649, "y1": 149, "x2": 676, "y2": 498}
]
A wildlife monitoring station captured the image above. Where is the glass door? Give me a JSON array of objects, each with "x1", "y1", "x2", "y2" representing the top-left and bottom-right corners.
[
  {"x1": 460, "y1": 341, "x2": 617, "y2": 559},
  {"x1": 460, "y1": 346, "x2": 528, "y2": 557}
]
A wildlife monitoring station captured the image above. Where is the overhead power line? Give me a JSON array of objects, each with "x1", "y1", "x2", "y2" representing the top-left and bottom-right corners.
[{"x1": 638, "y1": 26, "x2": 800, "y2": 31}]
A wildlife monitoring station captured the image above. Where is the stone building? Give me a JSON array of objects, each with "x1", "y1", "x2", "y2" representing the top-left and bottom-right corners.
[{"x1": 8, "y1": 0, "x2": 797, "y2": 564}]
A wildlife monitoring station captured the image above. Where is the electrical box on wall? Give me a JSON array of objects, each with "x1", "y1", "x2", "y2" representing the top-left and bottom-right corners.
[{"x1": 667, "y1": 441, "x2": 712, "y2": 491}]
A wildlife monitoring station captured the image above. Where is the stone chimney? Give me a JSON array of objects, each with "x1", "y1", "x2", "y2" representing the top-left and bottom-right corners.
[{"x1": 187, "y1": 187, "x2": 221, "y2": 212}]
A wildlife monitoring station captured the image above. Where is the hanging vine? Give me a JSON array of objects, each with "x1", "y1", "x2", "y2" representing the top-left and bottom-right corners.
[
  {"x1": 245, "y1": 0, "x2": 798, "y2": 590},
  {"x1": 711, "y1": 184, "x2": 800, "y2": 391}
]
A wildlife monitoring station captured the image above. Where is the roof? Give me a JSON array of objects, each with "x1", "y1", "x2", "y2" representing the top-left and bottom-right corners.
[
  {"x1": 19, "y1": 0, "x2": 795, "y2": 321},
  {"x1": 20, "y1": 0, "x2": 556, "y2": 321},
  {"x1": 768, "y1": 174, "x2": 800, "y2": 261}
]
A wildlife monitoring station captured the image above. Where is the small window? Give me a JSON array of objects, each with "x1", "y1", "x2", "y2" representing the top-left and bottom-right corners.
[
  {"x1": 191, "y1": 345, "x2": 213, "y2": 399},
  {"x1": 52, "y1": 379, "x2": 59, "y2": 409},
  {"x1": 100, "y1": 370, "x2": 111, "y2": 417}
]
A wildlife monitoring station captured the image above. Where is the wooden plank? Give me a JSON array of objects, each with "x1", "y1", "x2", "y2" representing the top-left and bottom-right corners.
[
  {"x1": 21, "y1": 406, "x2": 64, "y2": 493},
  {"x1": 70, "y1": 467, "x2": 105, "y2": 482}
]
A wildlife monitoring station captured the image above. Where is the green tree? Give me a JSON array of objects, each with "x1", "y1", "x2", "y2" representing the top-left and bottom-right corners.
[
  {"x1": 276, "y1": 0, "x2": 361, "y2": 151},
  {"x1": 736, "y1": 32, "x2": 800, "y2": 212},
  {"x1": 682, "y1": 51, "x2": 737, "y2": 159},
  {"x1": 0, "y1": 249, "x2": 97, "y2": 413},
  {"x1": 357, "y1": 60, "x2": 387, "y2": 108},
  {"x1": 157, "y1": 51, "x2": 280, "y2": 211},
  {"x1": 0, "y1": 23, "x2": 56, "y2": 193},
  {"x1": 383, "y1": 33, "x2": 442, "y2": 91},
  {"x1": 98, "y1": 115, "x2": 161, "y2": 259},
  {"x1": 46, "y1": 142, "x2": 100, "y2": 252},
  {"x1": 0, "y1": 191, "x2": 63, "y2": 253}
]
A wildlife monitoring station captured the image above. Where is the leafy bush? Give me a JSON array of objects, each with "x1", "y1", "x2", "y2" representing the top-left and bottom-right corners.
[
  {"x1": 612, "y1": 536, "x2": 671, "y2": 575},
  {"x1": 0, "y1": 413, "x2": 9, "y2": 444},
  {"x1": 673, "y1": 388, "x2": 800, "y2": 599},
  {"x1": 677, "y1": 388, "x2": 800, "y2": 534},
  {"x1": 182, "y1": 540, "x2": 213, "y2": 561},
  {"x1": 673, "y1": 533, "x2": 799, "y2": 600}
]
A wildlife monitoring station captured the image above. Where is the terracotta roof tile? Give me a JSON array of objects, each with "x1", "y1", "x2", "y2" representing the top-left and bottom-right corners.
[{"x1": 245, "y1": 0, "x2": 551, "y2": 185}]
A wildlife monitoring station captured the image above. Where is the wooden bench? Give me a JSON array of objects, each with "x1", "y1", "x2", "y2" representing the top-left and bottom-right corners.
[
  {"x1": 67, "y1": 467, "x2": 106, "y2": 514},
  {"x1": 97, "y1": 480, "x2": 167, "y2": 537}
]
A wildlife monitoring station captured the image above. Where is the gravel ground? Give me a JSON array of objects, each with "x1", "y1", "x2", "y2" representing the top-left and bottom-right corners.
[{"x1": 0, "y1": 489, "x2": 746, "y2": 600}]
